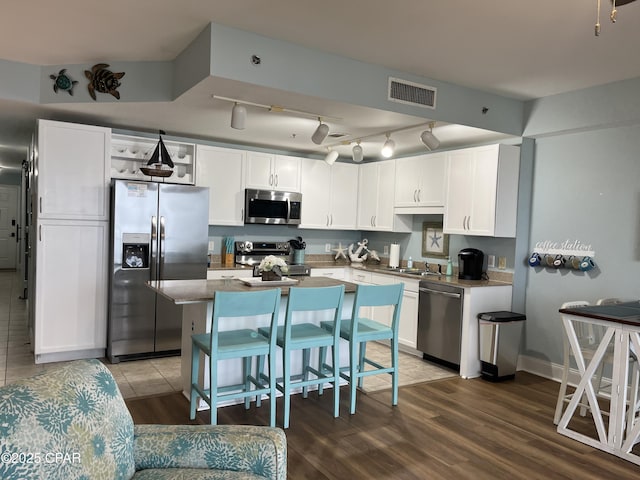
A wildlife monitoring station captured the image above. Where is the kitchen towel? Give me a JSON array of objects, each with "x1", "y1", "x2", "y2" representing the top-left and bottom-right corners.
[{"x1": 389, "y1": 243, "x2": 400, "y2": 268}]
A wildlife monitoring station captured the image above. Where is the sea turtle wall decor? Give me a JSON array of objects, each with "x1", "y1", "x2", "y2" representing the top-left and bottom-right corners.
[
  {"x1": 49, "y1": 69, "x2": 78, "y2": 95},
  {"x1": 84, "y1": 63, "x2": 125, "y2": 100}
]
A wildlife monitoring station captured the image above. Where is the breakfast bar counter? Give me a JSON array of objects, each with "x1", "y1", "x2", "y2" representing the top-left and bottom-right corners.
[
  {"x1": 148, "y1": 275, "x2": 358, "y2": 304},
  {"x1": 147, "y1": 276, "x2": 359, "y2": 407}
]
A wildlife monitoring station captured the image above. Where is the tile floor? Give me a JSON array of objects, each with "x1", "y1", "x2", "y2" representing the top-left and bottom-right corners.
[{"x1": 0, "y1": 270, "x2": 456, "y2": 399}]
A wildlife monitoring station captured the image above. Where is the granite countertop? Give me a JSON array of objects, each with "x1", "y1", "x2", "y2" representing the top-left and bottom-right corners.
[
  {"x1": 207, "y1": 255, "x2": 513, "y2": 288},
  {"x1": 147, "y1": 276, "x2": 358, "y2": 304}
]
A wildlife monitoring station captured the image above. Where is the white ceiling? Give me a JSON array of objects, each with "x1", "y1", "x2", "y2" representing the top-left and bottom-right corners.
[{"x1": 1, "y1": 0, "x2": 639, "y2": 170}]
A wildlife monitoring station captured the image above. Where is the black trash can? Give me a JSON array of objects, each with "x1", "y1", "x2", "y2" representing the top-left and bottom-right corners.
[{"x1": 478, "y1": 311, "x2": 526, "y2": 381}]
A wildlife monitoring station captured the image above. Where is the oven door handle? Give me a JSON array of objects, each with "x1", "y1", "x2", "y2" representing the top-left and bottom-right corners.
[{"x1": 419, "y1": 287, "x2": 461, "y2": 299}]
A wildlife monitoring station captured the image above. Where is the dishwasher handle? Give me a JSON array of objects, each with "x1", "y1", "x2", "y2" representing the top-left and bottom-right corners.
[{"x1": 419, "y1": 287, "x2": 462, "y2": 299}]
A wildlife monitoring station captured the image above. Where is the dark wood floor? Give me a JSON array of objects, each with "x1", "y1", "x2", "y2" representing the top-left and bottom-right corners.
[{"x1": 126, "y1": 372, "x2": 640, "y2": 479}]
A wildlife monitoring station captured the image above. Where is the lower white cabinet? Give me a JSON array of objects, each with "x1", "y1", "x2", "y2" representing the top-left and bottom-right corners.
[
  {"x1": 206, "y1": 269, "x2": 254, "y2": 280},
  {"x1": 34, "y1": 220, "x2": 108, "y2": 362},
  {"x1": 370, "y1": 273, "x2": 419, "y2": 350},
  {"x1": 310, "y1": 267, "x2": 347, "y2": 280}
]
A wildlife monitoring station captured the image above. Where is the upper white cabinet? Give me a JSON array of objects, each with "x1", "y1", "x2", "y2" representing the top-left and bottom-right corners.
[
  {"x1": 196, "y1": 145, "x2": 245, "y2": 226},
  {"x1": 245, "y1": 152, "x2": 301, "y2": 192},
  {"x1": 444, "y1": 144, "x2": 520, "y2": 237},
  {"x1": 394, "y1": 153, "x2": 447, "y2": 213},
  {"x1": 299, "y1": 159, "x2": 358, "y2": 230},
  {"x1": 357, "y1": 160, "x2": 411, "y2": 232},
  {"x1": 111, "y1": 134, "x2": 195, "y2": 185},
  {"x1": 36, "y1": 120, "x2": 111, "y2": 221}
]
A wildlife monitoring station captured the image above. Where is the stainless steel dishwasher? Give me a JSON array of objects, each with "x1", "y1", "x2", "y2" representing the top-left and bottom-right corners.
[{"x1": 417, "y1": 281, "x2": 464, "y2": 370}]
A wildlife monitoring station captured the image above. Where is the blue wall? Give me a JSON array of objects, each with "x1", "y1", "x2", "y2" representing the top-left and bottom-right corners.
[{"x1": 523, "y1": 124, "x2": 640, "y2": 367}]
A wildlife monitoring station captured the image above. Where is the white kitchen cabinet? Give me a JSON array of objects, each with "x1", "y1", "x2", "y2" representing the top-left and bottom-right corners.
[
  {"x1": 196, "y1": 145, "x2": 245, "y2": 225},
  {"x1": 111, "y1": 134, "x2": 195, "y2": 185},
  {"x1": 299, "y1": 158, "x2": 358, "y2": 230},
  {"x1": 459, "y1": 284, "x2": 512, "y2": 379},
  {"x1": 394, "y1": 153, "x2": 447, "y2": 213},
  {"x1": 245, "y1": 152, "x2": 301, "y2": 192},
  {"x1": 34, "y1": 220, "x2": 108, "y2": 362},
  {"x1": 206, "y1": 268, "x2": 254, "y2": 280},
  {"x1": 36, "y1": 119, "x2": 110, "y2": 221},
  {"x1": 310, "y1": 267, "x2": 347, "y2": 280},
  {"x1": 370, "y1": 273, "x2": 419, "y2": 350},
  {"x1": 357, "y1": 160, "x2": 411, "y2": 232},
  {"x1": 443, "y1": 144, "x2": 520, "y2": 237}
]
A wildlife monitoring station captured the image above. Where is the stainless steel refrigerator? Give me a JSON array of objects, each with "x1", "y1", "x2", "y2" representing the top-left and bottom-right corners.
[{"x1": 107, "y1": 179, "x2": 209, "y2": 363}]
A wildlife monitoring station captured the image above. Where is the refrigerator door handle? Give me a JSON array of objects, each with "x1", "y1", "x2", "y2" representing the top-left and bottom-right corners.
[
  {"x1": 159, "y1": 216, "x2": 166, "y2": 279},
  {"x1": 151, "y1": 215, "x2": 158, "y2": 280}
]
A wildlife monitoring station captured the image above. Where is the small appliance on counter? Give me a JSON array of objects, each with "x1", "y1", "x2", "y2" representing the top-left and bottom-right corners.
[{"x1": 458, "y1": 248, "x2": 484, "y2": 280}]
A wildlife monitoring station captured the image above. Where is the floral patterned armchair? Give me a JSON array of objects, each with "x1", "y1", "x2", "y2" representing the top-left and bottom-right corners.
[{"x1": 0, "y1": 359, "x2": 286, "y2": 479}]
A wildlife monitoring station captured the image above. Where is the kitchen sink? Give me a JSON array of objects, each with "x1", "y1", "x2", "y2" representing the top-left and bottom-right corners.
[{"x1": 384, "y1": 267, "x2": 441, "y2": 277}]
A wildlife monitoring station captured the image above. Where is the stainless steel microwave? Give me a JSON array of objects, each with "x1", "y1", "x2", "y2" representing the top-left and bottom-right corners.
[{"x1": 244, "y1": 188, "x2": 302, "y2": 225}]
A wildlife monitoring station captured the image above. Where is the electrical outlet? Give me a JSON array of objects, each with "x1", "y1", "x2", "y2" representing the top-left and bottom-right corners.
[
  {"x1": 487, "y1": 254, "x2": 496, "y2": 268},
  {"x1": 498, "y1": 256, "x2": 507, "y2": 270},
  {"x1": 383, "y1": 245, "x2": 389, "y2": 255},
  {"x1": 325, "y1": 243, "x2": 331, "y2": 253},
  {"x1": 208, "y1": 240, "x2": 214, "y2": 252}
]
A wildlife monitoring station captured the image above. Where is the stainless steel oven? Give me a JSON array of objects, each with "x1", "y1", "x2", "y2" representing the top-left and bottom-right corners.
[
  {"x1": 417, "y1": 280, "x2": 464, "y2": 370},
  {"x1": 234, "y1": 240, "x2": 310, "y2": 276}
]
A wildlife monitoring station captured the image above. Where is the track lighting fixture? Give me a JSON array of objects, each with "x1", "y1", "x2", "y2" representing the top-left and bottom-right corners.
[
  {"x1": 230, "y1": 102, "x2": 246, "y2": 130},
  {"x1": 595, "y1": 0, "x2": 637, "y2": 36},
  {"x1": 420, "y1": 122, "x2": 440, "y2": 150},
  {"x1": 312, "y1": 118, "x2": 330, "y2": 145},
  {"x1": 381, "y1": 134, "x2": 395, "y2": 158},
  {"x1": 352, "y1": 141, "x2": 363, "y2": 163},
  {"x1": 324, "y1": 148, "x2": 339, "y2": 165}
]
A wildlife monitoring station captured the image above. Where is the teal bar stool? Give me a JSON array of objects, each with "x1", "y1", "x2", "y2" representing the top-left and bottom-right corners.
[
  {"x1": 190, "y1": 288, "x2": 281, "y2": 426},
  {"x1": 320, "y1": 283, "x2": 404, "y2": 415},
  {"x1": 257, "y1": 285, "x2": 345, "y2": 428}
]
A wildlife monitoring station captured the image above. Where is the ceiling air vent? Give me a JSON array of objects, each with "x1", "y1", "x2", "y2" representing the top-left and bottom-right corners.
[{"x1": 388, "y1": 77, "x2": 437, "y2": 109}]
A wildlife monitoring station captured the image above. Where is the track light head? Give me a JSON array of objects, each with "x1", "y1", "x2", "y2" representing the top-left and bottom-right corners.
[
  {"x1": 352, "y1": 142, "x2": 363, "y2": 163},
  {"x1": 312, "y1": 118, "x2": 329, "y2": 144},
  {"x1": 324, "y1": 149, "x2": 339, "y2": 165},
  {"x1": 230, "y1": 102, "x2": 247, "y2": 130},
  {"x1": 420, "y1": 122, "x2": 440, "y2": 150},
  {"x1": 381, "y1": 135, "x2": 395, "y2": 158}
]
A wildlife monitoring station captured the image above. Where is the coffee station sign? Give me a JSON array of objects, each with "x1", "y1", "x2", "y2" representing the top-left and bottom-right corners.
[
  {"x1": 532, "y1": 239, "x2": 595, "y2": 257},
  {"x1": 529, "y1": 239, "x2": 596, "y2": 271}
]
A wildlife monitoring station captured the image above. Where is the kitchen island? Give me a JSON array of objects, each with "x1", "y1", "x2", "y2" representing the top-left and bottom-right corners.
[{"x1": 147, "y1": 276, "x2": 359, "y2": 407}]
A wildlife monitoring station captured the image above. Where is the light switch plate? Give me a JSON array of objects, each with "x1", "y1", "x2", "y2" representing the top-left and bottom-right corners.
[
  {"x1": 208, "y1": 240, "x2": 214, "y2": 252},
  {"x1": 325, "y1": 243, "x2": 331, "y2": 253},
  {"x1": 384, "y1": 245, "x2": 389, "y2": 255},
  {"x1": 498, "y1": 256, "x2": 507, "y2": 270},
  {"x1": 487, "y1": 255, "x2": 496, "y2": 268}
]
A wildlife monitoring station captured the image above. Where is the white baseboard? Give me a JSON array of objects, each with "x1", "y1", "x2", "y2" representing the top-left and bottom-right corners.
[{"x1": 517, "y1": 354, "x2": 608, "y2": 388}]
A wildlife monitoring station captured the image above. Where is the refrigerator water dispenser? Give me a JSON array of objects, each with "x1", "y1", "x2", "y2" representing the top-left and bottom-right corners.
[{"x1": 122, "y1": 233, "x2": 150, "y2": 269}]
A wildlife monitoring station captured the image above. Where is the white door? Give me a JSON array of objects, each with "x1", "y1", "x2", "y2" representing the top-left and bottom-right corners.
[{"x1": 0, "y1": 185, "x2": 19, "y2": 269}]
